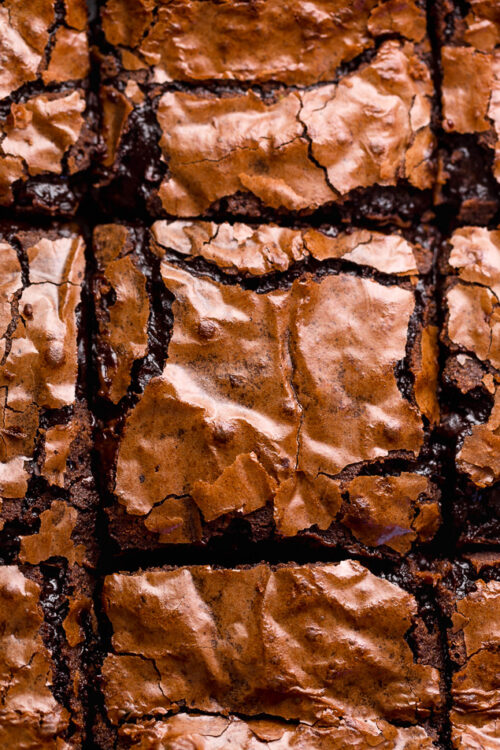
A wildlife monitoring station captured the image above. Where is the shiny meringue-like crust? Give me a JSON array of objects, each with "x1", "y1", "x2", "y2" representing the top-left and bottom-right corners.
[
  {"x1": 440, "y1": 4, "x2": 500, "y2": 182},
  {"x1": 93, "y1": 225, "x2": 150, "y2": 403},
  {"x1": 0, "y1": 1, "x2": 91, "y2": 208},
  {"x1": 0, "y1": 90, "x2": 88, "y2": 205},
  {"x1": 155, "y1": 41, "x2": 434, "y2": 215},
  {"x1": 340, "y1": 473, "x2": 440, "y2": 554},
  {"x1": 0, "y1": 0, "x2": 89, "y2": 98},
  {"x1": 110, "y1": 223, "x2": 435, "y2": 547},
  {"x1": 448, "y1": 579, "x2": 500, "y2": 749},
  {"x1": 150, "y1": 221, "x2": 422, "y2": 276},
  {"x1": 117, "y1": 713, "x2": 439, "y2": 749},
  {"x1": 0, "y1": 565, "x2": 70, "y2": 747},
  {"x1": 444, "y1": 226, "x2": 500, "y2": 487},
  {"x1": 101, "y1": 0, "x2": 426, "y2": 85},
  {"x1": 0, "y1": 231, "x2": 84, "y2": 504},
  {"x1": 102, "y1": 561, "x2": 442, "y2": 726},
  {"x1": 19, "y1": 500, "x2": 86, "y2": 566}
]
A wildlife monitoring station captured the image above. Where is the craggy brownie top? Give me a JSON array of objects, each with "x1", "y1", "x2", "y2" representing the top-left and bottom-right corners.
[
  {"x1": 0, "y1": 563, "x2": 93, "y2": 747},
  {"x1": 436, "y1": 0, "x2": 500, "y2": 223},
  {"x1": 93, "y1": 221, "x2": 441, "y2": 554},
  {"x1": 0, "y1": 0, "x2": 95, "y2": 214},
  {"x1": 442, "y1": 226, "x2": 500, "y2": 488},
  {"x1": 436, "y1": 558, "x2": 500, "y2": 750},
  {"x1": 96, "y1": 0, "x2": 436, "y2": 220},
  {"x1": 101, "y1": 561, "x2": 443, "y2": 743},
  {"x1": 0, "y1": 228, "x2": 84, "y2": 501},
  {"x1": 0, "y1": 1, "x2": 500, "y2": 748},
  {"x1": 114, "y1": 714, "x2": 439, "y2": 749},
  {"x1": 100, "y1": 0, "x2": 427, "y2": 85},
  {"x1": 99, "y1": 39, "x2": 435, "y2": 218}
]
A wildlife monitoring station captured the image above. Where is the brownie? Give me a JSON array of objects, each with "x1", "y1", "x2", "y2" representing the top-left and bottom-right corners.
[
  {"x1": 96, "y1": 560, "x2": 443, "y2": 748},
  {"x1": 91, "y1": 220, "x2": 443, "y2": 557},
  {"x1": 435, "y1": 0, "x2": 500, "y2": 224},
  {"x1": 435, "y1": 557, "x2": 500, "y2": 749},
  {"x1": 94, "y1": 0, "x2": 436, "y2": 222},
  {"x1": 0, "y1": 0, "x2": 97, "y2": 215},
  {"x1": 440, "y1": 226, "x2": 500, "y2": 544},
  {"x1": 109, "y1": 714, "x2": 439, "y2": 750},
  {"x1": 0, "y1": 223, "x2": 98, "y2": 572},
  {"x1": 0, "y1": 561, "x2": 95, "y2": 748}
]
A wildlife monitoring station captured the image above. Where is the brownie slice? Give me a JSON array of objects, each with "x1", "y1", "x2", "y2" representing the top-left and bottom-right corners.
[
  {"x1": 0, "y1": 223, "x2": 98, "y2": 571},
  {"x1": 440, "y1": 226, "x2": 500, "y2": 544},
  {"x1": 0, "y1": 561, "x2": 95, "y2": 748},
  {"x1": 436, "y1": 556, "x2": 500, "y2": 749},
  {"x1": 95, "y1": 560, "x2": 443, "y2": 748},
  {"x1": 92, "y1": 221, "x2": 442, "y2": 557},
  {"x1": 110, "y1": 714, "x2": 438, "y2": 749},
  {"x1": 0, "y1": 0, "x2": 97, "y2": 215},
  {"x1": 435, "y1": 0, "x2": 500, "y2": 224},
  {"x1": 95, "y1": 0, "x2": 436, "y2": 223}
]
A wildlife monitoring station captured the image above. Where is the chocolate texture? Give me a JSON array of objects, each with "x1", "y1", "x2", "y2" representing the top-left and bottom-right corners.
[
  {"x1": 96, "y1": 0, "x2": 436, "y2": 220},
  {"x1": 100, "y1": 561, "x2": 443, "y2": 746},
  {"x1": 0, "y1": 225, "x2": 97, "y2": 566},
  {"x1": 0, "y1": 0, "x2": 96, "y2": 214},
  {"x1": 441, "y1": 226, "x2": 500, "y2": 546},
  {"x1": 0, "y1": 1, "x2": 499, "y2": 747},
  {"x1": 436, "y1": 1, "x2": 500, "y2": 223},
  {"x1": 92, "y1": 221, "x2": 441, "y2": 555}
]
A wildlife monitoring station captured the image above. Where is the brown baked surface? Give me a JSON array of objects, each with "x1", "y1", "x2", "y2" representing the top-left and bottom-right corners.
[{"x1": 1, "y1": 2, "x2": 500, "y2": 748}]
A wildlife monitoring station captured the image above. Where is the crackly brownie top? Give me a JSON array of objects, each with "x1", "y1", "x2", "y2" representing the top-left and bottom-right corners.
[
  {"x1": 99, "y1": 222, "x2": 439, "y2": 548},
  {"x1": 117, "y1": 713, "x2": 439, "y2": 749},
  {"x1": 0, "y1": 90, "x2": 88, "y2": 207},
  {"x1": 0, "y1": 0, "x2": 91, "y2": 208},
  {"x1": 0, "y1": 565, "x2": 69, "y2": 747},
  {"x1": 102, "y1": 561, "x2": 442, "y2": 731},
  {"x1": 443, "y1": 226, "x2": 500, "y2": 487},
  {"x1": 100, "y1": 0, "x2": 427, "y2": 85},
  {"x1": 0, "y1": 0, "x2": 89, "y2": 98},
  {"x1": 151, "y1": 40, "x2": 433, "y2": 215},
  {"x1": 0, "y1": 229, "x2": 85, "y2": 506},
  {"x1": 446, "y1": 576, "x2": 500, "y2": 749},
  {"x1": 440, "y1": 1, "x2": 500, "y2": 182}
]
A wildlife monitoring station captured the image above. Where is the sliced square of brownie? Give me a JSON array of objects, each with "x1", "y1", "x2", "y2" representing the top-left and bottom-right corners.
[
  {"x1": 95, "y1": 0, "x2": 437, "y2": 224},
  {"x1": 93, "y1": 220, "x2": 441, "y2": 557},
  {"x1": 0, "y1": 0, "x2": 96, "y2": 215}
]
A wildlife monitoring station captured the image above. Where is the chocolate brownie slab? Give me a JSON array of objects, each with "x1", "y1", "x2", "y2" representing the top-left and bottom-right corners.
[
  {"x1": 0, "y1": 0, "x2": 96, "y2": 215},
  {"x1": 97, "y1": 561, "x2": 443, "y2": 748},
  {"x1": 99, "y1": 0, "x2": 428, "y2": 85},
  {"x1": 95, "y1": 0, "x2": 436, "y2": 222},
  {"x1": 436, "y1": 557, "x2": 500, "y2": 749},
  {"x1": 112, "y1": 715, "x2": 439, "y2": 750},
  {"x1": 0, "y1": 224, "x2": 97, "y2": 572},
  {"x1": 436, "y1": 0, "x2": 500, "y2": 224},
  {"x1": 0, "y1": 562, "x2": 95, "y2": 748},
  {"x1": 92, "y1": 221, "x2": 441, "y2": 556},
  {"x1": 440, "y1": 226, "x2": 500, "y2": 544}
]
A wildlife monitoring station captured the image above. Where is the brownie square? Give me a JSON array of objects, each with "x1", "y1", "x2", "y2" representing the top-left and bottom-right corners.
[
  {"x1": 92, "y1": 221, "x2": 442, "y2": 557},
  {"x1": 95, "y1": 0, "x2": 436, "y2": 223},
  {"x1": 440, "y1": 225, "x2": 500, "y2": 544},
  {"x1": 0, "y1": 224, "x2": 97, "y2": 570},
  {"x1": 436, "y1": 556, "x2": 500, "y2": 750},
  {"x1": 436, "y1": 0, "x2": 500, "y2": 223},
  {"x1": 0, "y1": 561, "x2": 95, "y2": 748},
  {"x1": 96, "y1": 560, "x2": 443, "y2": 747},
  {"x1": 0, "y1": 0, "x2": 96, "y2": 215}
]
